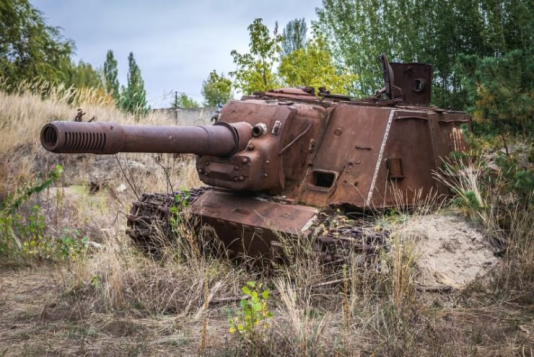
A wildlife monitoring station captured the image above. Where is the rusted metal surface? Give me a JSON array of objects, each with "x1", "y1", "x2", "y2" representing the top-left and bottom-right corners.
[
  {"x1": 390, "y1": 62, "x2": 433, "y2": 106},
  {"x1": 41, "y1": 121, "x2": 252, "y2": 156},
  {"x1": 41, "y1": 55, "x2": 471, "y2": 261},
  {"x1": 189, "y1": 190, "x2": 318, "y2": 261},
  {"x1": 74, "y1": 109, "x2": 85, "y2": 122},
  {"x1": 377, "y1": 54, "x2": 404, "y2": 101},
  {"x1": 127, "y1": 189, "x2": 389, "y2": 266}
]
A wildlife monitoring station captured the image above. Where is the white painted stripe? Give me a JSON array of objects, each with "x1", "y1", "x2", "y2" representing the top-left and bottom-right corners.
[{"x1": 366, "y1": 110, "x2": 396, "y2": 206}]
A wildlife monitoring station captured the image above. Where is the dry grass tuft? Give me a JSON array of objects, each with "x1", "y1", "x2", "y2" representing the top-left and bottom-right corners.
[{"x1": 435, "y1": 154, "x2": 534, "y2": 300}]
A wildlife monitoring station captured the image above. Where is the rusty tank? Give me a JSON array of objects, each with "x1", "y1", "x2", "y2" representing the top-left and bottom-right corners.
[{"x1": 40, "y1": 55, "x2": 470, "y2": 264}]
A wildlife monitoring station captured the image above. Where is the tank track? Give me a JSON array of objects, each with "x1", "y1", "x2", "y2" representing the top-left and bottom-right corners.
[
  {"x1": 126, "y1": 190, "x2": 389, "y2": 265},
  {"x1": 311, "y1": 213, "x2": 389, "y2": 268},
  {"x1": 126, "y1": 187, "x2": 209, "y2": 254}
]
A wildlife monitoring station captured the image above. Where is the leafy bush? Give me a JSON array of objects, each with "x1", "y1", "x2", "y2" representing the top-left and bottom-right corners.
[
  {"x1": 169, "y1": 189, "x2": 191, "y2": 229},
  {"x1": 441, "y1": 128, "x2": 533, "y2": 223},
  {"x1": 0, "y1": 165, "x2": 88, "y2": 264},
  {"x1": 494, "y1": 153, "x2": 534, "y2": 210}
]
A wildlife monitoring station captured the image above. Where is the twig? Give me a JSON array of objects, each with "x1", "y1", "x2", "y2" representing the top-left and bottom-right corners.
[
  {"x1": 115, "y1": 155, "x2": 140, "y2": 201},
  {"x1": 210, "y1": 295, "x2": 248, "y2": 305},
  {"x1": 416, "y1": 284, "x2": 453, "y2": 293},
  {"x1": 154, "y1": 155, "x2": 175, "y2": 193},
  {"x1": 500, "y1": 133, "x2": 510, "y2": 157},
  {"x1": 310, "y1": 278, "x2": 345, "y2": 289}
]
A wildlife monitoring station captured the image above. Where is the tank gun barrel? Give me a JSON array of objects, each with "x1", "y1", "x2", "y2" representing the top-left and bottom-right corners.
[{"x1": 40, "y1": 121, "x2": 253, "y2": 157}]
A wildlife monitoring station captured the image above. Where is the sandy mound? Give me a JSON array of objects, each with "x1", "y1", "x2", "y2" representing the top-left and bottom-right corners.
[{"x1": 396, "y1": 215, "x2": 499, "y2": 289}]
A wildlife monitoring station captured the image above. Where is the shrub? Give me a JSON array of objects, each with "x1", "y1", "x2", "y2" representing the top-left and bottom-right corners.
[{"x1": 0, "y1": 165, "x2": 88, "y2": 264}]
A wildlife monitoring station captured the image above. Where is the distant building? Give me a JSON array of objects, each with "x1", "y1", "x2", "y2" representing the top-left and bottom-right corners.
[{"x1": 151, "y1": 107, "x2": 216, "y2": 126}]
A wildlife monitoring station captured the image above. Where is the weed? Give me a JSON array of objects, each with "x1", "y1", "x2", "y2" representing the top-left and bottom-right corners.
[
  {"x1": 229, "y1": 281, "x2": 273, "y2": 341},
  {"x1": 170, "y1": 188, "x2": 191, "y2": 231},
  {"x1": 0, "y1": 165, "x2": 87, "y2": 263}
]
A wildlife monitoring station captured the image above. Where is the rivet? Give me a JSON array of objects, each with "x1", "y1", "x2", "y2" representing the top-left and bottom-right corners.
[
  {"x1": 247, "y1": 144, "x2": 255, "y2": 151},
  {"x1": 205, "y1": 161, "x2": 210, "y2": 166},
  {"x1": 265, "y1": 160, "x2": 270, "y2": 165},
  {"x1": 234, "y1": 165, "x2": 239, "y2": 171},
  {"x1": 334, "y1": 128, "x2": 343, "y2": 136},
  {"x1": 242, "y1": 157, "x2": 249, "y2": 164},
  {"x1": 239, "y1": 175, "x2": 245, "y2": 181},
  {"x1": 233, "y1": 176, "x2": 239, "y2": 181},
  {"x1": 198, "y1": 169, "x2": 204, "y2": 174},
  {"x1": 263, "y1": 173, "x2": 268, "y2": 177}
]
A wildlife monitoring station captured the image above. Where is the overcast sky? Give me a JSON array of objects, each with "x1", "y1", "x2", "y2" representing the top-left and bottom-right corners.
[{"x1": 31, "y1": 0, "x2": 323, "y2": 108}]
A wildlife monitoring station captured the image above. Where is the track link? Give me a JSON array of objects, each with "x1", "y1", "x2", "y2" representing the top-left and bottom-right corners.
[
  {"x1": 312, "y1": 213, "x2": 389, "y2": 268},
  {"x1": 126, "y1": 188, "x2": 208, "y2": 254}
]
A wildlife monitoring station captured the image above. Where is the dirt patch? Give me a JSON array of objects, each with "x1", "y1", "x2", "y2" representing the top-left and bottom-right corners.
[
  {"x1": 396, "y1": 214, "x2": 499, "y2": 289},
  {"x1": 0, "y1": 269, "x2": 217, "y2": 356}
]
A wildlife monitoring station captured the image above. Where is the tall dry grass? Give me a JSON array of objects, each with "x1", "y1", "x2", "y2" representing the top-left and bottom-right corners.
[
  {"x1": 0, "y1": 81, "x2": 181, "y2": 154},
  {"x1": 0, "y1": 82, "x2": 201, "y2": 197}
]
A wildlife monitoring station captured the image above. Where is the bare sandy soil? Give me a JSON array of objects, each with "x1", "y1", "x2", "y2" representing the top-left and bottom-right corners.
[{"x1": 397, "y1": 215, "x2": 499, "y2": 289}]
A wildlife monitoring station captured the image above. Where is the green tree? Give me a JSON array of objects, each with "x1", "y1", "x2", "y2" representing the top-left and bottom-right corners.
[
  {"x1": 230, "y1": 18, "x2": 282, "y2": 94},
  {"x1": 279, "y1": 33, "x2": 357, "y2": 94},
  {"x1": 317, "y1": 0, "x2": 533, "y2": 109},
  {"x1": 171, "y1": 92, "x2": 200, "y2": 109},
  {"x1": 121, "y1": 52, "x2": 148, "y2": 116},
  {"x1": 201, "y1": 70, "x2": 232, "y2": 106},
  {"x1": 281, "y1": 18, "x2": 308, "y2": 56},
  {"x1": 0, "y1": 0, "x2": 74, "y2": 87},
  {"x1": 62, "y1": 60, "x2": 103, "y2": 90},
  {"x1": 457, "y1": 50, "x2": 534, "y2": 133},
  {"x1": 103, "y1": 50, "x2": 120, "y2": 101}
]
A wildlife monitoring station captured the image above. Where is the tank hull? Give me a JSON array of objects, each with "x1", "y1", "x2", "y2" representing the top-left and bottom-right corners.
[{"x1": 41, "y1": 57, "x2": 472, "y2": 263}]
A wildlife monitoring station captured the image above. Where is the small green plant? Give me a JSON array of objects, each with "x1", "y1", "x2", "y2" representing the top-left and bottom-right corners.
[
  {"x1": 20, "y1": 226, "x2": 87, "y2": 262},
  {"x1": 166, "y1": 188, "x2": 204, "y2": 260},
  {"x1": 55, "y1": 228, "x2": 88, "y2": 262},
  {"x1": 169, "y1": 188, "x2": 191, "y2": 229},
  {"x1": 1, "y1": 165, "x2": 63, "y2": 213},
  {"x1": 229, "y1": 281, "x2": 273, "y2": 340},
  {"x1": 0, "y1": 165, "x2": 88, "y2": 263},
  {"x1": 89, "y1": 274, "x2": 103, "y2": 289},
  {"x1": 494, "y1": 152, "x2": 534, "y2": 210}
]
